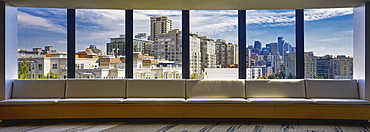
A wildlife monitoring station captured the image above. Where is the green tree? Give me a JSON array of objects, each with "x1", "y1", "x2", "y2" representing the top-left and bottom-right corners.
[
  {"x1": 268, "y1": 74, "x2": 276, "y2": 79},
  {"x1": 18, "y1": 58, "x2": 30, "y2": 79},
  {"x1": 40, "y1": 72, "x2": 61, "y2": 79},
  {"x1": 191, "y1": 73, "x2": 198, "y2": 79},
  {"x1": 288, "y1": 73, "x2": 294, "y2": 79},
  {"x1": 257, "y1": 76, "x2": 268, "y2": 79},
  {"x1": 314, "y1": 75, "x2": 324, "y2": 79}
]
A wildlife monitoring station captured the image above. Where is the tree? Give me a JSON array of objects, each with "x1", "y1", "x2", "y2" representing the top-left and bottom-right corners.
[
  {"x1": 257, "y1": 76, "x2": 268, "y2": 79},
  {"x1": 288, "y1": 73, "x2": 294, "y2": 79},
  {"x1": 40, "y1": 72, "x2": 61, "y2": 79},
  {"x1": 18, "y1": 58, "x2": 30, "y2": 79},
  {"x1": 314, "y1": 75, "x2": 324, "y2": 79},
  {"x1": 191, "y1": 73, "x2": 198, "y2": 79},
  {"x1": 268, "y1": 74, "x2": 276, "y2": 79}
]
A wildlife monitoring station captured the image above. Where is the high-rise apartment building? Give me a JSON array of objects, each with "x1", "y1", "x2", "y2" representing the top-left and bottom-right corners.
[
  {"x1": 150, "y1": 16, "x2": 172, "y2": 41},
  {"x1": 215, "y1": 39, "x2": 238, "y2": 66},
  {"x1": 332, "y1": 55, "x2": 353, "y2": 79},
  {"x1": 155, "y1": 29, "x2": 201, "y2": 74},
  {"x1": 200, "y1": 36, "x2": 216, "y2": 71},
  {"x1": 304, "y1": 51, "x2": 317, "y2": 78},
  {"x1": 284, "y1": 52, "x2": 296, "y2": 78},
  {"x1": 316, "y1": 55, "x2": 333, "y2": 79}
]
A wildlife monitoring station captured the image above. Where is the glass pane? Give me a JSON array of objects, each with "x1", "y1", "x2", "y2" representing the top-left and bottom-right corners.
[
  {"x1": 304, "y1": 8, "x2": 353, "y2": 79},
  {"x1": 18, "y1": 8, "x2": 67, "y2": 79},
  {"x1": 191, "y1": 10, "x2": 238, "y2": 79},
  {"x1": 247, "y1": 10, "x2": 296, "y2": 79},
  {"x1": 133, "y1": 10, "x2": 182, "y2": 79},
  {"x1": 76, "y1": 9, "x2": 125, "y2": 79}
]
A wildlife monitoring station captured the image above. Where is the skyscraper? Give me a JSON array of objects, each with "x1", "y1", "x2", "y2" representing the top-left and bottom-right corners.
[
  {"x1": 269, "y1": 42, "x2": 278, "y2": 56},
  {"x1": 150, "y1": 16, "x2": 172, "y2": 41},
  {"x1": 278, "y1": 37, "x2": 285, "y2": 62}
]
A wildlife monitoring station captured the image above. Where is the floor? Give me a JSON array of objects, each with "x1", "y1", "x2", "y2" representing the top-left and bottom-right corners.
[{"x1": 0, "y1": 119, "x2": 369, "y2": 132}]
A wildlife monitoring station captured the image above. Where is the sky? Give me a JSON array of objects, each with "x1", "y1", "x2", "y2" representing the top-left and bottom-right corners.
[{"x1": 18, "y1": 8, "x2": 353, "y2": 57}]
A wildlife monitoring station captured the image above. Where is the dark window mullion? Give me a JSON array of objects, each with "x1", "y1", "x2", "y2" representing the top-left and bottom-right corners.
[
  {"x1": 295, "y1": 9, "x2": 304, "y2": 79},
  {"x1": 67, "y1": 9, "x2": 75, "y2": 78},
  {"x1": 182, "y1": 10, "x2": 190, "y2": 79},
  {"x1": 238, "y1": 10, "x2": 246, "y2": 79},
  {"x1": 126, "y1": 10, "x2": 133, "y2": 78}
]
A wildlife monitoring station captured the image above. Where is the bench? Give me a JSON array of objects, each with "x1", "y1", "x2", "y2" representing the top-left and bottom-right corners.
[{"x1": 0, "y1": 79, "x2": 369, "y2": 120}]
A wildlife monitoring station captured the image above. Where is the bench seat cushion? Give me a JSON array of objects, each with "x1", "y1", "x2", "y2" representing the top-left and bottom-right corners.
[
  {"x1": 312, "y1": 99, "x2": 370, "y2": 105},
  {"x1": 57, "y1": 98, "x2": 124, "y2": 104},
  {"x1": 305, "y1": 80, "x2": 359, "y2": 99},
  {"x1": 123, "y1": 98, "x2": 185, "y2": 104},
  {"x1": 186, "y1": 80, "x2": 245, "y2": 98},
  {"x1": 186, "y1": 98, "x2": 248, "y2": 104},
  {"x1": 246, "y1": 79, "x2": 306, "y2": 98},
  {"x1": 0, "y1": 99, "x2": 59, "y2": 105},
  {"x1": 247, "y1": 98, "x2": 314, "y2": 104}
]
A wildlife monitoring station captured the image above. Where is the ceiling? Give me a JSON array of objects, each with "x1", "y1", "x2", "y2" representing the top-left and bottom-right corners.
[{"x1": 1, "y1": 0, "x2": 369, "y2": 10}]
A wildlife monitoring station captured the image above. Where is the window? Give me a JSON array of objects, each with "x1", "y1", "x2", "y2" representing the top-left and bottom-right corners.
[
  {"x1": 18, "y1": 7, "x2": 66, "y2": 79},
  {"x1": 191, "y1": 10, "x2": 238, "y2": 79},
  {"x1": 76, "y1": 9, "x2": 125, "y2": 79},
  {"x1": 52, "y1": 64, "x2": 58, "y2": 69},
  {"x1": 133, "y1": 10, "x2": 182, "y2": 79},
  {"x1": 247, "y1": 10, "x2": 296, "y2": 79},
  {"x1": 38, "y1": 64, "x2": 42, "y2": 70},
  {"x1": 304, "y1": 8, "x2": 353, "y2": 79}
]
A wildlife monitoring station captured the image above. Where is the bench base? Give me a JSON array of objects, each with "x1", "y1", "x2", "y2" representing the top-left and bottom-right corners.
[{"x1": 1, "y1": 104, "x2": 370, "y2": 120}]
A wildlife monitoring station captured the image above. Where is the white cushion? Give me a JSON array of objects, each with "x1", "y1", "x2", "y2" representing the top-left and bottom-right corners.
[
  {"x1": 66, "y1": 79, "x2": 126, "y2": 98},
  {"x1": 57, "y1": 98, "x2": 124, "y2": 104},
  {"x1": 12, "y1": 79, "x2": 65, "y2": 99},
  {"x1": 0, "y1": 99, "x2": 59, "y2": 105},
  {"x1": 186, "y1": 98, "x2": 248, "y2": 104},
  {"x1": 247, "y1": 98, "x2": 314, "y2": 104},
  {"x1": 187, "y1": 79, "x2": 245, "y2": 98},
  {"x1": 246, "y1": 79, "x2": 306, "y2": 98},
  {"x1": 123, "y1": 98, "x2": 185, "y2": 104},
  {"x1": 305, "y1": 80, "x2": 359, "y2": 99},
  {"x1": 127, "y1": 79, "x2": 185, "y2": 98},
  {"x1": 312, "y1": 99, "x2": 370, "y2": 105}
]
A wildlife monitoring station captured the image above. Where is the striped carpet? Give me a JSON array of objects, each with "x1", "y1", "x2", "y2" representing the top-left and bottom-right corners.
[{"x1": 0, "y1": 121, "x2": 369, "y2": 132}]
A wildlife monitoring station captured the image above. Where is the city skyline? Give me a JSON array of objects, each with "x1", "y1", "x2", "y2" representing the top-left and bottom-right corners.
[{"x1": 18, "y1": 8, "x2": 353, "y2": 56}]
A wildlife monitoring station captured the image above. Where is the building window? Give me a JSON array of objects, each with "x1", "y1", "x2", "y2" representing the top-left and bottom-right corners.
[
  {"x1": 52, "y1": 64, "x2": 58, "y2": 69},
  {"x1": 38, "y1": 64, "x2": 43, "y2": 70}
]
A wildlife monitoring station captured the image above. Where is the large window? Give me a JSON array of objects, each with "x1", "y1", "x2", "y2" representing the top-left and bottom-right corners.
[
  {"x1": 18, "y1": 7, "x2": 67, "y2": 79},
  {"x1": 190, "y1": 10, "x2": 238, "y2": 79},
  {"x1": 76, "y1": 9, "x2": 125, "y2": 79},
  {"x1": 133, "y1": 10, "x2": 182, "y2": 79},
  {"x1": 304, "y1": 8, "x2": 353, "y2": 79},
  {"x1": 15, "y1": 8, "x2": 356, "y2": 80},
  {"x1": 247, "y1": 10, "x2": 296, "y2": 79}
]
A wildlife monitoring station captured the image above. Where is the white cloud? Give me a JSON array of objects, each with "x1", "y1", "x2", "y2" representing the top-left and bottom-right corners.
[
  {"x1": 18, "y1": 11, "x2": 66, "y2": 33},
  {"x1": 304, "y1": 8, "x2": 353, "y2": 21}
]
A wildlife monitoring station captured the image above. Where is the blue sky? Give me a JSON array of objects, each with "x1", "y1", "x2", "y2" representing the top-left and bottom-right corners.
[{"x1": 18, "y1": 8, "x2": 353, "y2": 56}]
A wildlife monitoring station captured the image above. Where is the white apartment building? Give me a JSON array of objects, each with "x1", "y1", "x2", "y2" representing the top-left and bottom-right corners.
[
  {"x1": 304, "y1": 51, "x2": 317, "y2": 78},
  {"x1": 18, "y1": 52, "x2": 183, "y2": 79},
  {"x1": 155, "y1": 29, "x2": 201, "y2": 74},
  {"x1": 200, "y1": 36, "x2": 216, "y2": 71}
]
